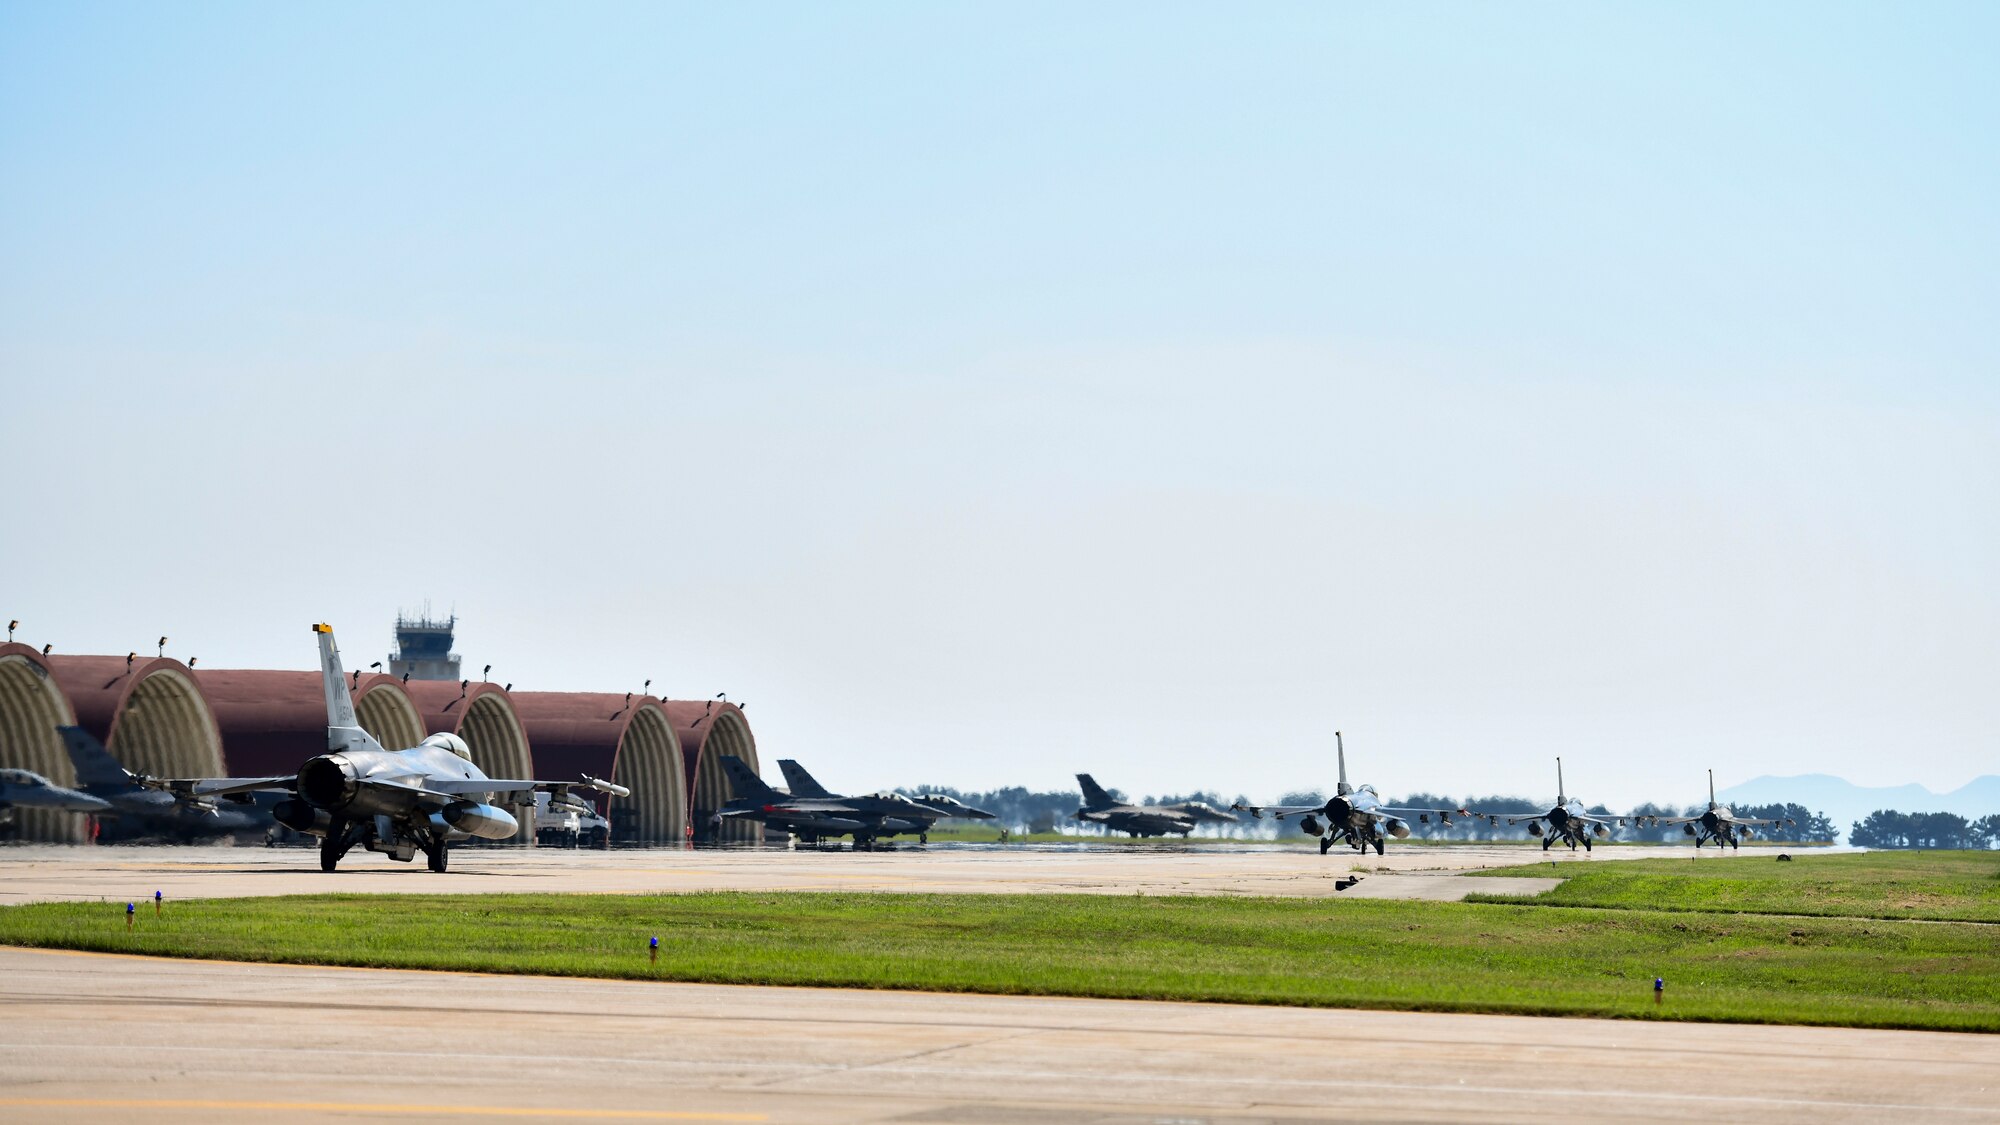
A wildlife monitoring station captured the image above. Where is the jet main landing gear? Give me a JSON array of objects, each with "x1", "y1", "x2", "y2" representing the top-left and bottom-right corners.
[{"x1": 319, "y1": 821, "x2": 358, "y2": 872}]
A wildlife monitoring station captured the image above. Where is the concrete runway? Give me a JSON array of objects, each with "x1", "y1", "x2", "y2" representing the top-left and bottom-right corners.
[
  {"x1": 0, "y1": 841, "x2": 1723, "y2": 904},
  {"x1": 2, "y1": 946, "x2": 1994, "y2": 1124}
]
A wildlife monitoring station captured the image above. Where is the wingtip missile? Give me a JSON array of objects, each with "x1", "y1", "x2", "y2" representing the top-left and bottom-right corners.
[{"x1": 582, "y1": 775, "x2": 632, "y2": 798}]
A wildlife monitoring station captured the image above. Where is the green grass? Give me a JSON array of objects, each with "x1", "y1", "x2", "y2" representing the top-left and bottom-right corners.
[
  {"x1": 1468, "y1": 850, "x2": 2000, "y2": 923},
  {"x1": 4, "y1": 890, "x2": 1996, "y2": 1032}
]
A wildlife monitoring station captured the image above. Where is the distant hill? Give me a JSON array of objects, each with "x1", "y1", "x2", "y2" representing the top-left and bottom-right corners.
[{"x1": 1717, "y1": 774, "x2": 2000, "y2": 842}]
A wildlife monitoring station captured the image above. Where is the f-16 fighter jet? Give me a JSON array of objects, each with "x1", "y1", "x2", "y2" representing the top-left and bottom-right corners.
[
  {"x1": 58, "y1": 726, "x2": 263, "y2": 839},
  {"x1": 1476, "y1": 757, "x2": 1624, "y2": 852},
  {"x1": 718, "y1": 757, "x2": 992, "y2": 847},
  {"x1": 146, "y1": 624, "x2": 626, "y2": 872},
  {"x1": 0, "y1": 767, "x2": 111, "y2": 825},
  {"x1": 777, "y1": 760, "x2": 998, "y2": 827},
  {"x1": 1649, "y1": 769, "x2": 1794, "y2": 849},
  {"x1": 1232, "y1": 732, "x2": 1468, "y2": 855},
  {"x1": 1072, "y1": 774, "x2": 1236, "y2": 838}
]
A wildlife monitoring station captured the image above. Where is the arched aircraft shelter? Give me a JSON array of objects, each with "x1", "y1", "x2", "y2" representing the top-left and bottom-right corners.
[
  {"x1": 0, "y1": 643, "x2": 84, "y2": 841},
  {"x1": 510, "y1": 691, "x2": 687, "y2": 845},
  {"x1": 41, "y1": 654, "x2": 226, "y2": 784},
  {"x1": 667, "y1": 700, "x2": 761, "y2": 843}
]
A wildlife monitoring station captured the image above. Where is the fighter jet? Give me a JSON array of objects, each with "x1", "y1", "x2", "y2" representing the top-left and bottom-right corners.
[
  {"x1": 57, "y1": 726, "x2": 264, "y2": 839},
  {"x1": 0, "y1": 767, "x2": 112, "y2": 830},
  {"x1": 145, "y1": 624, "x2": 627, "y2": 872},
  {"x1": 1476, "y1": 757, "x2": 1624, "y2": 852},
  {"x1": 1073, "y1": 774, "x2": 1236, "y2": 838},
  {"x1": 1648, "y1": 769, "x2": 1794, "y2": 849},
  {"x1": 907, "y1": 791, "x2": 998, "y2": 822},
  {"x1": 1232, "y1": 732, "x2": 1468, "y2": 855},
  {"x1": 719, "y1": 757, "x2": 991, "y2": 847},
  {"x1": 776, "y1": 759, "x2": 998, "y2": 827}
]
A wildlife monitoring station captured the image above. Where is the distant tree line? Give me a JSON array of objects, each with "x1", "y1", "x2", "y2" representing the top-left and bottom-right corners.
[{"x1": 1850, "y1": 810, "x2": 2000, "y2": 849}]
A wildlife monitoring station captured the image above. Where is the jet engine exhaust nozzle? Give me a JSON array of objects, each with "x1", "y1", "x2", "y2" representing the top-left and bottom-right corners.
[{"x1": 297, "y1": 755, "x2": 359, "y2": 810}]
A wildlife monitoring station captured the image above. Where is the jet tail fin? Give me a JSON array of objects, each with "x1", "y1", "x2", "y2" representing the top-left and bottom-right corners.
[
  {"x1": 720, "y1": 756, "x2": 778, "y2": 801},
  {"x1": 1557, "y1": 756, "x2": 1565, "y2": 803},
  {"x1": 1708, "y1": 768, "x2": 1716, "y2": 807},
  {"x1": 1076, "y1": 773, "x2": 1114, "y2": 808},
  {"x1": 57, "y1": 726, "x2": 136, "y2": 789},
  {"x1": 1335, "y1": 731, "x2": 1352, "y2": 797},
  {"x1": 778, "y1": 760, "x2": 833, "y2": 798},
  {"x1": 314, "y1": 623, "x2": 384, "y2": 754}
]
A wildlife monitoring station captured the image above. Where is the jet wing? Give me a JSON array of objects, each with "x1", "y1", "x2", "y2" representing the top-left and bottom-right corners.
[
  {"x1": 1372, "y1": 805, "x2": 1470, "y2": 823},
  {"x1": 425, "y1": 777, "x2": 632, "y2": 799},
  {"x1": 1726, "y1": 815, "x2": 1788, "y2": 826},
  {"x1": 1229, "y1": 803, "x2": 1324, "y2": 820},
  {"x1": 151, "y1": 777, "x2": 295, "y2": 798}
]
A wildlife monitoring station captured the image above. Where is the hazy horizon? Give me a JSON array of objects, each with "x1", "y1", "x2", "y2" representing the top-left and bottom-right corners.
[{"x1": 5, "y1": 3, "x2": 1994, "y2": 809}]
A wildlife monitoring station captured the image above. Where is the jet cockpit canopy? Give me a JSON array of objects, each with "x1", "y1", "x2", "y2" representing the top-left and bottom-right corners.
[{"x1": 419, "y1": 732, "x2": 473, "y2": 760}]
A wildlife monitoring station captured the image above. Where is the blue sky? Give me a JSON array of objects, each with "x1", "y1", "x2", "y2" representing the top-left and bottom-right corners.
[{"x1": 3, "y1": 2, "x2": 1994, "y2": 805}]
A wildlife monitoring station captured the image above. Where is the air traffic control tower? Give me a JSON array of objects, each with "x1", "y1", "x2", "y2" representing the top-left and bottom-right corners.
[{"x1": 388, "y1": 613, "x2": 461, "y2": 682}]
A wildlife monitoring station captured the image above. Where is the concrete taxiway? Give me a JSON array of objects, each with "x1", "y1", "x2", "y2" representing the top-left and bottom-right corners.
[
  {"x1": 1, "y1": 946, "x2": 1993, "y2": 1124},
  {"x1": 0, "y1": 841, "x2": 1730, "y2": 904}
]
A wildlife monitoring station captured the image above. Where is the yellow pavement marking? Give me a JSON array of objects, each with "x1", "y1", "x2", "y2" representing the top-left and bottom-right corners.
[{"x1": 0, "y1": 1099, "x2": 763, "y2": 1120}]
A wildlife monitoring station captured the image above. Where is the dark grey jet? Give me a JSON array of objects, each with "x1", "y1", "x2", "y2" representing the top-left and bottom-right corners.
[
  {"x1": 1232, "y1": 732, "x2": 1468, "y2": 855},
  {"x1": 1473, "y1": 757, "x2": 1626, "y2": 852},
  {"x1": 1073, "y1": 774, "x2": 1236, "y2": 838},
  {"x1": 145, "y1": 624, "x2": 626, "y2": 871},
  {"x1": 1650, "y1": 769, "x2": 1794, "y2": 849},
  {"x1": 0, "y1": 767, "x2": 111, "y2": 832},
  {"x1": 718, "y1": 757, "x2": 991, "y2": 848},
  {"x1": 779, "y1": 760, "x2": 998, "y2": 829},
  {"x1": 58, "y1": 726, "x2": 264, "y2": 840}
]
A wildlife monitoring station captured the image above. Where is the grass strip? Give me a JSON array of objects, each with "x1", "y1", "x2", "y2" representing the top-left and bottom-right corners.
[
  {"x1": 4, "y1": 891, "x2": 1995, "y2": 1032},
  {"x1": 1467, "y1": 850, "x2": 2000, "y2": 923}
]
